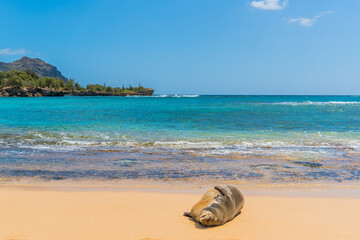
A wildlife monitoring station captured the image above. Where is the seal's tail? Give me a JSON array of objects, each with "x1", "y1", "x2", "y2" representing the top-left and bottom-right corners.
[{"x1": 183, "y1": 212, "x2": 192, "y2": 217}]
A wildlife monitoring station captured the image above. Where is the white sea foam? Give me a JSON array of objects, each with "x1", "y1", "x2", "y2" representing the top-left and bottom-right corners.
[
  {"x1": 4, "y1": 139, "x2": 360, "y2": 158},
  {"x1": 5, "y1": 135, "x2": 360, "y2": 149}
]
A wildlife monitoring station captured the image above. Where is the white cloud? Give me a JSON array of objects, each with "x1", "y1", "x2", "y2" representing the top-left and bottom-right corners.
[
  {"x1": 0, "y1": 48, "x2": 30, "y2": 55},
  {"x1": 250, "y1": 0, "x2": 288, "y2": 10},
  {"x1": 289, "y1": 11, "x2": 333, "y2": 27}
]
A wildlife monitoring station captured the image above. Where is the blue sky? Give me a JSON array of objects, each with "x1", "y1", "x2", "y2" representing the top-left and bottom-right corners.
[{"x1": 0, "y1": 0, "x2": 359, "y2": 94}]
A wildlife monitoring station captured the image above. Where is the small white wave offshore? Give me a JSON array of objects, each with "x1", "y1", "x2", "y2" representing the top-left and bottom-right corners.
[
  {"x1": 270, "y1": 101, "x2": 360, "y2": 106},
  {"x1": 153, "y1": 94, "x2": 199, "y2": 98}
]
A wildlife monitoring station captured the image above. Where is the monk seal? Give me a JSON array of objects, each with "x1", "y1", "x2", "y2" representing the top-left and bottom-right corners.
[{"x1": 184, "y1": 185, "x2": 244, "y2": 227}]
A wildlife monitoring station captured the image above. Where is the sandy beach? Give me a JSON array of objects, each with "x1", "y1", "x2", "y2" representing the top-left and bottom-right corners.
[{"x1": 1, "y1": 185, "x2": 359, "y2": 240}]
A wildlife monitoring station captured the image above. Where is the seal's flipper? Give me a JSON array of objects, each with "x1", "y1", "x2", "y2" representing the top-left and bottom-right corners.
[
  {"x1": 215, "y1": 185, "x2": 231, "y2": 197},
  {"x1": 183, "y1": 212, "x2": 192, "y2": 218}
]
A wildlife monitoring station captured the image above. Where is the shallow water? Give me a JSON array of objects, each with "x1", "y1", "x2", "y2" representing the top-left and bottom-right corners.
[{"x1": 0, "y1": 95, "x2": 360, "y2": 184}]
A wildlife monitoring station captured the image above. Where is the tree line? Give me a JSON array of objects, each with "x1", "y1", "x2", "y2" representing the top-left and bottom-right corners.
[{"x1": 0, "y1": 69, "x2": 145, "y2": 93}]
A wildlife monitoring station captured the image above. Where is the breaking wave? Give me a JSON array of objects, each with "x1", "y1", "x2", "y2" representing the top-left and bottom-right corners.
[{"x1": 1, "y1": 130, "x2": 360, "y2": 157}]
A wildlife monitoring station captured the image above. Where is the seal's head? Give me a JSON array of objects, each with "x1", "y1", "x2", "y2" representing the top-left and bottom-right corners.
[{"x1": 197, "y1": 208, "x2": 224, "y2": 226}]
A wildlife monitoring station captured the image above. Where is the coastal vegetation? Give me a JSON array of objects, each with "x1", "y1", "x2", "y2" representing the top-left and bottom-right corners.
[{"x1": 0, "y1": 69, "x2": 153, "y2": 97}]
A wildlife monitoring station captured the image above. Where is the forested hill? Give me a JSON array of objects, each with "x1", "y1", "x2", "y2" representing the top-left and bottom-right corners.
[{"x1": 0, "y1": 69, "x2": 154, "y2": 97}]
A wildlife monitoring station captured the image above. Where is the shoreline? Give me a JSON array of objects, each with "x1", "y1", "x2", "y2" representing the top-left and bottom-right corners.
[
  {"x1": 2, "y1": 179, "x2": 360, "y2": 197},
  {"x1": 1, "y1": 184, "x2": 359, "y2": 240}
]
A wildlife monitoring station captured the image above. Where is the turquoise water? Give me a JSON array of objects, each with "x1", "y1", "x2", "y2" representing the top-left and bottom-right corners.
[{"x1": 0, "y1": 95, "x2": 360, "y2": 184}]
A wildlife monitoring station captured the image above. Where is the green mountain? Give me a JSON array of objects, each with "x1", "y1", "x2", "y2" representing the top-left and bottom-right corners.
[{"x1": 0, "y1": 56, "x2": 67, "y2": 82}]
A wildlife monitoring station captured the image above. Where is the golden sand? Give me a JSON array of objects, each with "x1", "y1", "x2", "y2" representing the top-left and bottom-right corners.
[{"x1": 0, "y1": 186, "x2": 359, "y2": 240}]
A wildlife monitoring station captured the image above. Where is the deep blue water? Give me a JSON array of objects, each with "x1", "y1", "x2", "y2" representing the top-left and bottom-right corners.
[{"x1": 0, "y1": 95, "x2": 360, "y2": 184}]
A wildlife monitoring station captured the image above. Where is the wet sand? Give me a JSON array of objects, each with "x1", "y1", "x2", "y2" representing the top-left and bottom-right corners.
[{"x1": 1, "y1": 186, "x2": 360, "y2": 240}]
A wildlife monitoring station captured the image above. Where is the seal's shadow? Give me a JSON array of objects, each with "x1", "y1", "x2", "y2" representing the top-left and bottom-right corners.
[
  {"x1": 185, "y1": 216, "x2": 208, "y2": 229},
  {"x1": 185, "y1": 211, "x2": 242, "y2": 229}
]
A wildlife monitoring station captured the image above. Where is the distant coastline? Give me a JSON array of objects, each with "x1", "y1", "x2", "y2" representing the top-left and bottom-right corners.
[
  {"x1": 0, "y1": 69, "x2": 154, "y2": 97},
  {"x1": 0, "y1": 57, "x2": 154, "y2": 97}
]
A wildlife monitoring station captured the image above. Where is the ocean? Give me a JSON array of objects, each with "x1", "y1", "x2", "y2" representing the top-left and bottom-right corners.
[{"x1": 0, "y1": 95, "x2": 360, "y2": 185}]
